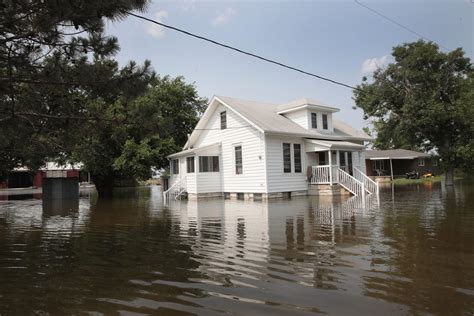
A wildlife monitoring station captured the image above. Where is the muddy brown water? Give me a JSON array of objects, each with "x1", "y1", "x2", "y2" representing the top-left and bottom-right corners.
[{"x1": 0, "y1": 181, "x2": 473, "y2": 315}]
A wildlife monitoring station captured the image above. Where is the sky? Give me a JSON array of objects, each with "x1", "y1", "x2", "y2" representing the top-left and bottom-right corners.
[{"x1": 105, "y1": 0, "x2": 473, "y2": 130}]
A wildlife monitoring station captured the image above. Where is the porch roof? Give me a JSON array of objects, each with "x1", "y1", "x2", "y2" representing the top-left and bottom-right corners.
[
  {"x1": 305, "y1": 139, "x2": 365, "y2": 152},
  {"x1": 167, "y1": 142, "x2": 221, "y2": 158}
]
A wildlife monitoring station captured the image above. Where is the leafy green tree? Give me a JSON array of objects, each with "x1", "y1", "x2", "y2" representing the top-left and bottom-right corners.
[
  {"x1": 0, "y1": 0, "x2": 150, "y2": 176},
  {"x1": 354, "y1": 41, "x2": 474, "y2": 185},
  {"x1": 72, "y1": 76, "x2": 207, "y2": 197}
]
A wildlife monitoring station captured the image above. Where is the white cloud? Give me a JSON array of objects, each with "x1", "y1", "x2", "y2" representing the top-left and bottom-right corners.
[
  {"x1": 361, "y1": 55, "x2": 391, "y2": 75},
  {"x1": 178, "y1": 0, "x2": 196, "y2": 11},
  {"x1": 145, "y1": 10, "x2": 168, "y2": 38},
  {"x1": 211, "y1": 7, "x2": 236, "y2": 26}
]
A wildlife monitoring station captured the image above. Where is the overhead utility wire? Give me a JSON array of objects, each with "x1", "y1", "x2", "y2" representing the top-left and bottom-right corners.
[
  {"x1": 353, "y1": 0, "x2": 450, "y2": 51},
  {"x1": 124, "y1": 11, "x2": 362, "y2": 92}
]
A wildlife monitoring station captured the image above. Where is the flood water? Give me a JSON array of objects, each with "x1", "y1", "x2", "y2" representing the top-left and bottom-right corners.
[{"x1": 0, "y1": 181, "x2": 473, "y2": 315}]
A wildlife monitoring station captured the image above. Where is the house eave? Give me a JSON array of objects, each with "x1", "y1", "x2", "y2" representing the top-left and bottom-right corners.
[
  {"x1": 277, "y1": 104, "x2": 340, "y2": 115},
  {"x1": 264, "y1": 131, "x2": 371, "y2": 142}
]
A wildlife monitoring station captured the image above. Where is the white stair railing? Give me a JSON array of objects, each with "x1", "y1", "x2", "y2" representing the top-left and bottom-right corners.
[
  {"x1": 353, "y1": 167, "x2": 379, "y2": 195},
  {"x1": 163, "y1": 176, "x2": 187, "y2": 202},
  {"x1": 337, "y1": 168, "x2": 364, "y2": 197}
]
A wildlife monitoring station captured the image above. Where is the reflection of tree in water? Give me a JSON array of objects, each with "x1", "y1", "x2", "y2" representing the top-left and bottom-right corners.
[
  {"x1": 0, "y1": 190, "x2": 203, "y2": 315},
  {"x1": 363, "y1": 183, "x2": 474, "y2": 315}
]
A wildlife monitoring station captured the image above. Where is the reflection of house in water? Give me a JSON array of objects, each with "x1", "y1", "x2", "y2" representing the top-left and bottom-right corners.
[{"x1": 166, "y1": 195, "x2": 375, "y2": 290}]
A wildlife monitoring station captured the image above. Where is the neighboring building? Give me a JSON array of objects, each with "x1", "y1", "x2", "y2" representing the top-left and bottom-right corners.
[
  {"x1": 365, "y1": 149, "x2": 439, "y2": 181},
  {"x1": 0, "y1": 163, "x2": 87, "y2": 189},
  {"x1": 165, "y1": 96, "x2": 379, "y2": 200}
]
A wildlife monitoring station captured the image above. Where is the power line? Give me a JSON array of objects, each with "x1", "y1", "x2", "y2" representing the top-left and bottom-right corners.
[
  {"x1": 124, "y1": 11, "x2": 362, "y2": 92},
  {"x1": 354, "y1": 0, "x2": 450, "y2": 51}
]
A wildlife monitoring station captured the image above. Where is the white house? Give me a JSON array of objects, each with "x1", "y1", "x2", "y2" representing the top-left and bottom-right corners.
[{"x1": 165, "y1": 96, "x2": 378, "y2": 200}]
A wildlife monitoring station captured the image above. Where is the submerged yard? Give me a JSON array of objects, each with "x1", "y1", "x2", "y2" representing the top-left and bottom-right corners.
[{"x1": 0, "y1": 181, "x2": 473, "y2": 315}]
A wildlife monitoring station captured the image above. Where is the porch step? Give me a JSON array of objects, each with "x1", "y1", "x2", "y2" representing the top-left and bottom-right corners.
[{"x1": 308, "y1": 184, "x2": 352, "y2": 196}]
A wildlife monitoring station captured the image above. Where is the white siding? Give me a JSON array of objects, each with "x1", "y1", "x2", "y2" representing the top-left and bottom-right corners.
[
  {"x1": 306, "y1": 152, "x2": 318, "y2": 167},
  {"x1": 196, "y1": 172, "x2": 221, "y2": 193},
  {"x1": 193, "y1": 103, "x2": 267, "y2": 193},
  {"x1": 265, "y1": 135, "x2": 308, "y2": 193},
  {"x1": 358, "y1": 151, "x2": 367, "y2": 174},
  {"x1": 283, "y1": 109, "x2": 309, "y2": 129}
]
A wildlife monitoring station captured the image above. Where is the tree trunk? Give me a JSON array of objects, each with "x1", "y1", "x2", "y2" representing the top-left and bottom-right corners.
[
  {"x1": 91, "y1": 174, "x2": 115, "y2": 197},
  {"x1": 445, "y1": 168, "x2": 454, "y2": 186}
]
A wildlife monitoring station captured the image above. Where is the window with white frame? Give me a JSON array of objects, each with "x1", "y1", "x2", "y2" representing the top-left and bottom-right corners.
[
  {"x1": 199, "y1": 156, "x2": 219, "y2": 172},
  {"x1": 235, "y1": 145, "x2": 243, "y2": 174},
  {"x1": 311, "y1": 112, "x2": 317, "y2": 129},
  {"x1": 322, "y1": 114, "x2": 328, "y2": 130},
  {"x1": 293, "y1": 144, "x2": 302, "y2": 173},
  {"x1": 186, "y1": 156, "x2": 195, "y2": 173},
  {"x1": 418, "y1": 158, "x2": 425, "y2": 166},
  {"x1": 220, "y1": 111, "x2": 227, "y2": 129},
  {"x1": 283, "y1": 143, "x2": 291, "y2": 173},
  {"x1": 171, "y1": 159, "x2": 179, "y2": 174}
]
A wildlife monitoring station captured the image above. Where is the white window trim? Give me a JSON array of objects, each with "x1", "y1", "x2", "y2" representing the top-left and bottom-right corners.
[
  {"x1": 233, "y1": 143, "x2": 243, "y2": 175},
  {"x1": 186, "y1": 155, "x2": 195, "y2": 174},
  {"x1": 310, "y1": 112, "x2": 318, "y2": 129},
  {"x1": 280, "y1": 140, "x2": 305, "y2": 175}
]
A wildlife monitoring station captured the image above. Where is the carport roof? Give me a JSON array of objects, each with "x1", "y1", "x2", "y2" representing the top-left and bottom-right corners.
[{"x1": 365, "y1": 149, "x2": 430, "y2": 160}]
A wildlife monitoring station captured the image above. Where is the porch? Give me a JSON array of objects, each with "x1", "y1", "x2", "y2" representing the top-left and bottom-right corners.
[{"x1": 304, "y1": 140, "x2": 378, "y2": 196}]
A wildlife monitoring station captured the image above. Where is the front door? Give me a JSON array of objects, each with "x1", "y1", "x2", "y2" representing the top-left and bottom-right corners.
[{"x1": 318, "y1": 152, "x2": 326, "y2": 165}]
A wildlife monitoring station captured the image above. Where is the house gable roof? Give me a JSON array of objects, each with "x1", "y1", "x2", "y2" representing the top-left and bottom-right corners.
[
  {"x1": 216, "y1": 96, "x2": 371, "y2": 141},
  {"x1": 276, "y1": 98, "x2": 340, "y2": 114},
  {"x1": 185, "y1": 95, "x2": 371, "y2": 149}
]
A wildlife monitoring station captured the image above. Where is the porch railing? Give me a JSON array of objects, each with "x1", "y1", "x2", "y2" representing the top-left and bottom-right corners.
[
  {"x1": 353, "y1": 167, "x2": 379, "y2": 195},
  {"x1": 310, "y1": 165, "x2": 345, "y2": 185},
  {"x1": 311, "y1": 165, "x2": 331, "y2": 184}
]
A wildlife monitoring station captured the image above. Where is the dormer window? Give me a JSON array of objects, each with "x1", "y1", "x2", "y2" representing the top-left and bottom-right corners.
[
  {"x1": 322, "y1": 114, "x2": 328, "y2": 130},
  {"x1": 220, "y1": 111, "x2": 227, "y2": 129},
  {"x1": 311, "y1": 112, "x2": 317, "y2": 129}
]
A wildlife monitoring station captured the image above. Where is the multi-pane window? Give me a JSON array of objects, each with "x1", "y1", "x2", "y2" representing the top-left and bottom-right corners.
[
  {"x1": 220, "y1": 111, "x2": 227, "y2": 129},
  {"x1": 418, "y1": 158, "x2": 425, "y2": 166},
  {"x1": 186, "y1": 156, "x2": 195, "y2": 173},
  {"x1": 322, "y1": 114, "x2": 328, "y2": 129},
  {"x1": 235, "y1": 145, "x2": 243, "y2": 174},
  {"x1": 171, "y1": 159, "x2": 179, "y2": 174},
  {"x1": 293, "y1": 144, "x2": 302, "y2": 173},
  {"x1": 199, "y1": 156, "x2": 220, "y2": 172},
  {"x1": 283, "y1": 143, "x2": 291, "y2": 173},
  {"x1": 311, "y1": 112, "x2": 317, "y2": 129}
]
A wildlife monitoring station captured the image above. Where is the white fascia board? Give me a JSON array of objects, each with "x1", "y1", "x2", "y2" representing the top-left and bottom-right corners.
[{"x1": 185, "y1": 96, "x2": 220, "y2": 149}]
